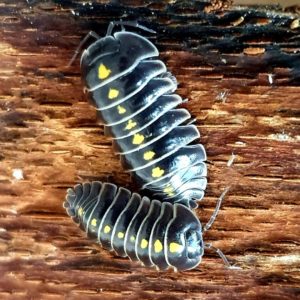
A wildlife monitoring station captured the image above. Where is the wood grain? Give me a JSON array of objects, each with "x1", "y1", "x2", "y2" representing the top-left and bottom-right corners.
[{"x1": 0, "y1": 1, "x2": 299, "y2": 299}]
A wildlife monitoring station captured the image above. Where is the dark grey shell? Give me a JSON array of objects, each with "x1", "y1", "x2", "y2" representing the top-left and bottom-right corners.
[
  {"x1": 80, "y1": 29, "x2": 207, "y2": 208},
  {"x1": 64, "y1": 181, "x2": 204, "y2": 271}
]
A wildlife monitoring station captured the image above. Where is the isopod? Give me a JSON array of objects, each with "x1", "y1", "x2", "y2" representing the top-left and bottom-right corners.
[
  {"x1": 64, "y1": 181, "x2": 231, "y2": 271},
  {"x1": 70, "y1": 21, "x2": 207, "y2": 208}
]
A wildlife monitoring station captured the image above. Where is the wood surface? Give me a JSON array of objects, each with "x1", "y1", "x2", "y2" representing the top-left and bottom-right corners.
[{"x1": 0, "y1": 0, "x2": 299, "y2": 299}]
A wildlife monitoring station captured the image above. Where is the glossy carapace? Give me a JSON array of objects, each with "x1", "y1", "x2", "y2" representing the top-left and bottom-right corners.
[
  {"x1": 78, "y1": 21, "x2": 207, "y2": 208},
  {"x1": 64, "y1": 181, "x2": 204, "y2": 271}
]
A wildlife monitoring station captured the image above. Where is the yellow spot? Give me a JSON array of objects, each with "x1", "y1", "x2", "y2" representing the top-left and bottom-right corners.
[
  {"x1": 141, "y1": 239, "x2": 148, "y2": 249},
  {"x1": 143, "y1": 151, "x2": 155, "y2": 160},
  {"x1": 91, "y1": 219, "x2": 97, "y2": 227},
  {"x1": 117, "y1": 105, "x2": 126, "y2": 114},
  {"x1": 108, "y1": 88, "x2": 119, "y2": 99},
  {"x1": 132, "y1": 133, "x2": 145, "y2": 145},
  {"x1": 164, "y1": 185, "x2": 174, "y2": 196},
  {"x1": 98, "y1": 63, "x2": 111, "y2": 79},
  {"x1": 117, "y1": 232, "x2": 125, "y2": 239},
  {"x1": 125, "y1": 119, "x2": 137, "y2": 130},
  {"x1": 154, "y1": 240, "x2": 163, "y2": 253},
  {"x1": 104, "y1": 225, "x2": 111, "y2": 234},
  {"x1": 152, "y1": 167, "x2": 165, "y2": 178},
  {"x1": 130, "y1": 236, "x2": 135, "y2": 242},
  {"x1": 169, "y1": 242, "x2": 184, "y2": 253},
  {"x1": 78, "y1": 207, "x2": 83, "y2": 217}
]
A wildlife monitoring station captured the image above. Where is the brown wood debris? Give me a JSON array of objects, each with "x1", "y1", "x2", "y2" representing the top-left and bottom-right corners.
[{"x1": 0, "y1": 1, "x2": 299, "y2": 299}]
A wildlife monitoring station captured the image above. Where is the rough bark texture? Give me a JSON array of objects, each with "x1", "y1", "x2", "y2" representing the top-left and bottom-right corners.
[{"x1": 0, "y1": 1, "x2": 299, "y2": 299}]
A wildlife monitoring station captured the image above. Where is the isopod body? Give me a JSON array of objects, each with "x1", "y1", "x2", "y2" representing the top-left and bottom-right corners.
[
  {"x1": 64, "y1": 181, "x2": 204, "y2": 271},
  {"x1": 78, "y1": 22, "x2": 207, "y2": 208}
]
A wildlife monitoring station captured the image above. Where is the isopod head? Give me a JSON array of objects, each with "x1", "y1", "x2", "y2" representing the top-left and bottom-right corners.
[{"x1": 165, "y1": 204, "x2": 204, "y2": 271}]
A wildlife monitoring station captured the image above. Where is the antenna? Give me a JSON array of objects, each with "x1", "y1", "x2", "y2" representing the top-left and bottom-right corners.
[
  {"x1": 203, "y1": 187, "x2": 230, "y2": 232},
  {"x1": 68, "y1": 31, "x2": 100, "y2": 67},
  {"x1": 106, "y1": 20, "x2": 156, "y2": 36}
]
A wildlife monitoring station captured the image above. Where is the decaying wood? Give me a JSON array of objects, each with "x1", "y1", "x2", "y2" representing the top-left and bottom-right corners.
[{"x1": 0, "y1": 0, "x2": 299, "y2": 299}]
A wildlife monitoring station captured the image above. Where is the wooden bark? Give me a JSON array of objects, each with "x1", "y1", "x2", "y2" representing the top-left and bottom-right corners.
[{"x1": 0, "y1": 0, "x2": 299, "y2": 299}]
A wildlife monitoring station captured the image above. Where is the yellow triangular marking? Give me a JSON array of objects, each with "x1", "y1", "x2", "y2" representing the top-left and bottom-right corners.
[
  {"x1": 91, "y1": 219, "x2": 97, "y2": 227},
  {"x1": 132, "y1": 133, "x2": 144, "y2": 145},
  {"x1": 141, "y1": 239, "x2": 148, "y2": 249},
  {"x1": 103, "y1": 225, "x2": 111, "y2": 234},
  {"x1": 117, "y1": 105, "x2": 126, "y2": 114},
  {"x1": 169, "y1": 242, "x2": 184, "y2": 253},
  {"x1": 152, "y1": 167, "x2": 164, "y2": 178},
  {"x1": 143, "y1": 151, "x2": 155, "y2": 160},
  {"x1": 78, "y1": 207, "x2": 83, "y2": 217},
  {"x1": 125, "y1": 119, "x2": 137, "y2": 130},
  {"x1": 154, "y1": 240, "x2": 163, "y2": 253},
  {"x1": 163, "y1": 185, "x2": 174, "y2": 196},
  {"x1": 117, "y1": 232, "x2": 124, "y2": 239},
  {"x1": 98, "y1": 63, "x2": 111, "y2": 79},
  {"x1": 108, "y1": 88, "x2": 119, "y2": 99}
]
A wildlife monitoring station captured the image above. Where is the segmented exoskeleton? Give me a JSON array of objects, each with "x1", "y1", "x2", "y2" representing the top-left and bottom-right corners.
[
  {"x1": 64, "y1": 181, "x2": 231, "y2": 271},
  {"x1": 73, "y1": 21, "x2": 207, "y2": 208}
]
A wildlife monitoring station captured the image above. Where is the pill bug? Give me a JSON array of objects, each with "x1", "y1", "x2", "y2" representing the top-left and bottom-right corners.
[
  {"x1": 72, "y1": 21, "x2": 207, "y2": 208},
  {"x1": 63, "y1": 181, "x2": 231, "y2": 271}
]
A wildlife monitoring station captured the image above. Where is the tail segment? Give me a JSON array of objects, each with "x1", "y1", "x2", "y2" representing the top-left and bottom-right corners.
[{"x1": 63, "y1": 184, "x2": 82, "y2": 222}]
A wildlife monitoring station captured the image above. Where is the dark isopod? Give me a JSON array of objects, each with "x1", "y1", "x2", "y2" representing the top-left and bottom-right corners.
[
  {"x1": 63, "y1": 181, "x2": 232, "y2": 271},
  {"x1": 70, "y1": 21, "x2": 207, "y2": 208}
]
